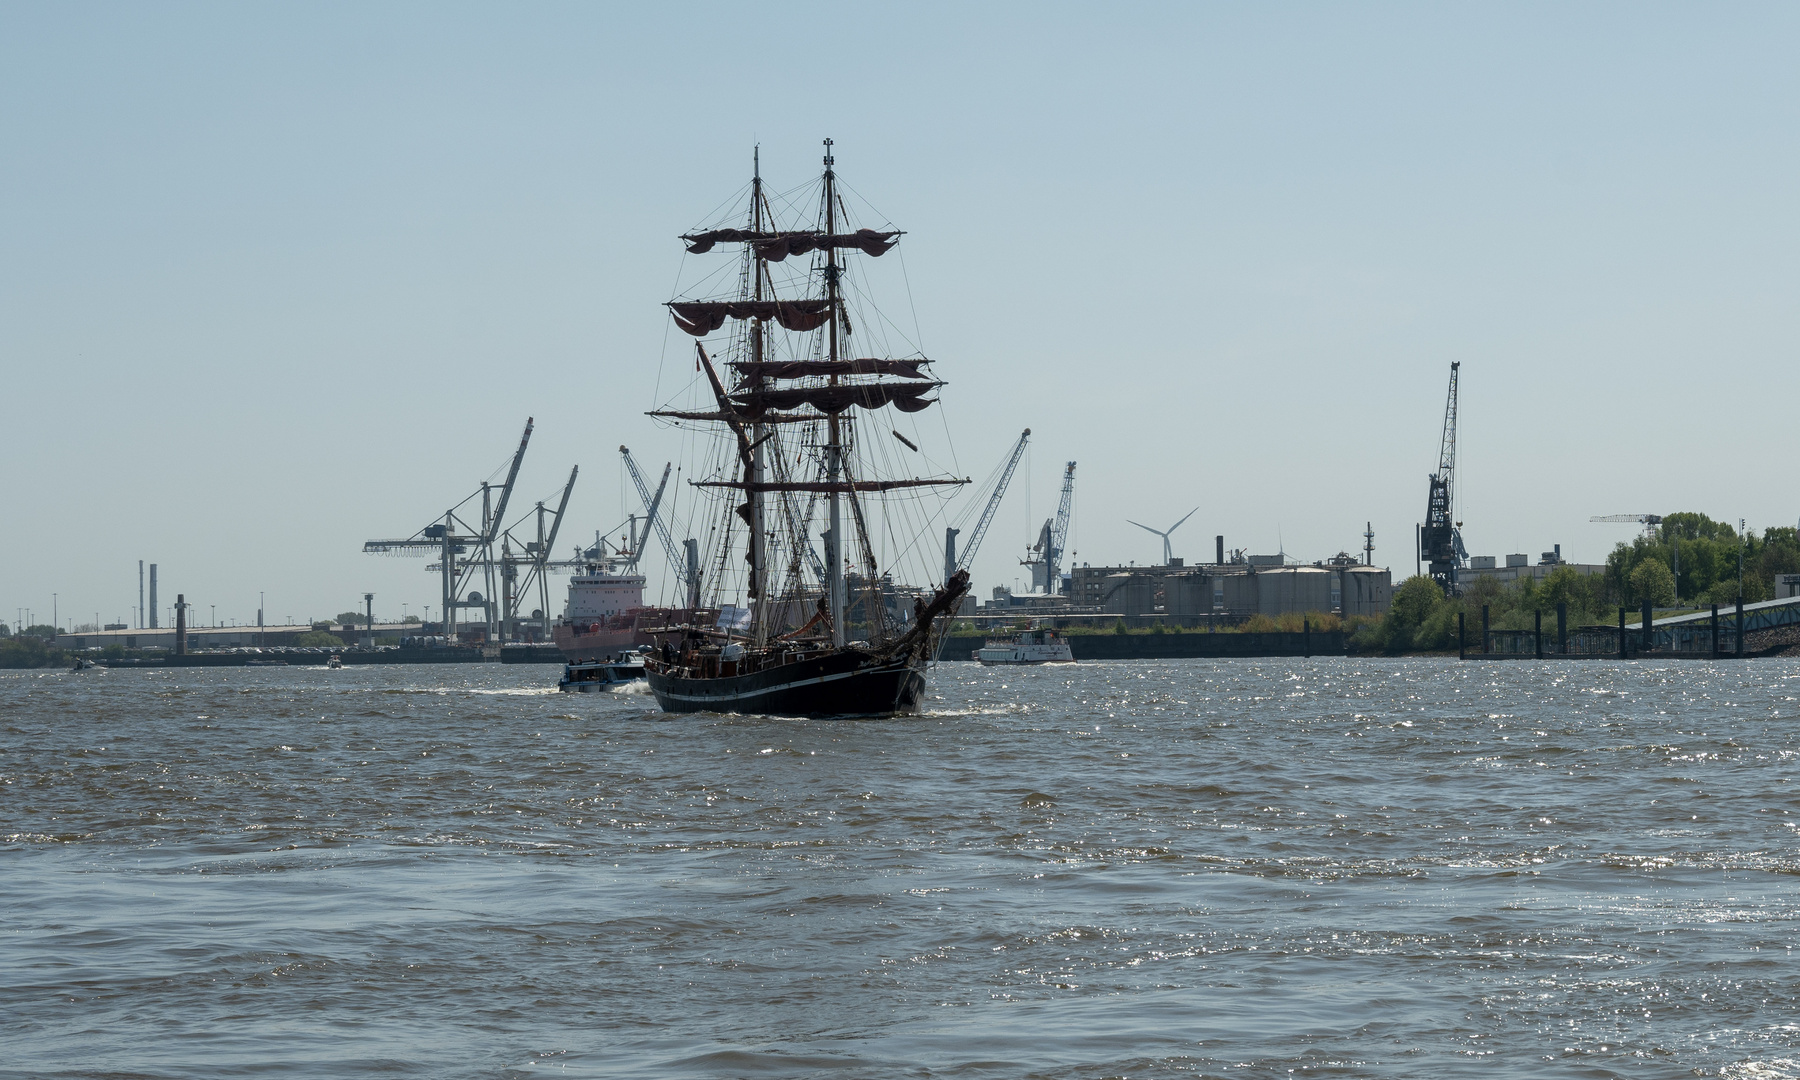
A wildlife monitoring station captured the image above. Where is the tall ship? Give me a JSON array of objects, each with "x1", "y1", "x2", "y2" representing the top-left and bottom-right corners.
[{"x1": 642, "y1": 141, "x2": 971, "y2": 716}]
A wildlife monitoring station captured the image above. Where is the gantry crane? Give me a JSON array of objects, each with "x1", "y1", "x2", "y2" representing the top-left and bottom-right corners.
[
  {"x1": 363, "y1": 418, "x2": 539, "y2": 644},
  {"x1": 620, "y1": 446, "x2": 700, "y2": 608},
  {"x1": 1022, "y1": 461, "x2": 1076, "y2": 593},
  {"x1": 1420, "y1": 364, "x2": 1467, "y2": 593},
  {"x1": 946, "y1": 428, "x2": 1030, "y2": 583},
  {"x1": 499, "y1": 464, "x2": 578, "y2": 641},
  {"x1": 624, "y1": 460, "x2": 672, "y2": 573}
]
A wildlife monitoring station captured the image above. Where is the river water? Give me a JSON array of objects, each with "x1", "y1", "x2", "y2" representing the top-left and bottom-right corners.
[{"x1": 3, "y1": 659, "x2": 1799, "y2": 1079}]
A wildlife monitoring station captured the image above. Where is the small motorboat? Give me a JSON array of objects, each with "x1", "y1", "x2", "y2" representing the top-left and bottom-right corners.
[
  {"x1": 558, "y1": 655, "x2": 648, "y2": 692},
  {"x1": 69, "y1": 657, "x2": 100, "y2": 672},
  {"x1": 976, "y1": 627, "x2": 1075, "y2": 666},
  {"x1": 326, "y1": 654, "x2": 344, "y2": 669}
]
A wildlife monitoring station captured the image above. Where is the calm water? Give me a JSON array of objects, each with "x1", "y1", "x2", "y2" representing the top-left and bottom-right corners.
[{"x1": 4, "y1": 659, "x2": 1799, "y2": 1079}]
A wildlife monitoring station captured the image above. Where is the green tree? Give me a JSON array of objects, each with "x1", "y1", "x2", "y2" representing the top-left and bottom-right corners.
[
  {"x1": 295, "y1": 631, "x2": 346, "y2": 648},
  {"x1": 335, "y1": 611, "x2": 365, "y2": 626},
  {"x1": 0, "y1": 636, "x2": 64, "y2": 668},
  {"x1": 1629, "y1": 558, "x2": 1676, "y2": 607},
  {"x1": 1376, "y1": 576, "x2": 1446, "y2": 652}
]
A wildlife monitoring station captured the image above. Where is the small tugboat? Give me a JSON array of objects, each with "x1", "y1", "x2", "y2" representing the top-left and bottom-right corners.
[
  {"x1": 557, "y1": 654, "x2": 647, "y2": 692},
  {"x1": 976, "y1": 627, "x2": 1075, "y2": 666}
]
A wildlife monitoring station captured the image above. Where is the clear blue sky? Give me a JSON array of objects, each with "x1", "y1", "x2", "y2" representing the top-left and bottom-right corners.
[{"x1": 5, "y1": 3, "x2": 1797, "y2": 628}]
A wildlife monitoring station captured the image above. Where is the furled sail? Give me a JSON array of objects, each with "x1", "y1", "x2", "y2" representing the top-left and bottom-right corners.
[
  {"x1": 696, "y1": 478, "x2": 968, "y2": 493},
  {"x1": 680, "y1": 228, "x2": 900, "y2": 260},
  {"x1": 669, "y1": 300, "x2": 833, "y2": 336},
  {"x1": 730, "y1": 358, "x2": 931, "y2": 383},
  {"x1": 729, "y1": 381, "x2": 942, "y2": 418},
  {"x1": 649, "y1": 408, "x2": 833, "y2": 424}
]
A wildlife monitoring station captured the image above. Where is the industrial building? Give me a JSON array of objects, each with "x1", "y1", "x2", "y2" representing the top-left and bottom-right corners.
[
  {"x1": 1460, "y1": 545, "x2": 1605, "y2": 586},
  {"x1": 1068, "y1": 554, "x2": 1392, "y2": 623}
]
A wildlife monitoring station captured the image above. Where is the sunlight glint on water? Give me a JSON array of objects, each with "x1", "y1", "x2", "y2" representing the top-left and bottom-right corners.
[{"x1": 3, "y1": 659, "x2": 1799, "y2": 1078}]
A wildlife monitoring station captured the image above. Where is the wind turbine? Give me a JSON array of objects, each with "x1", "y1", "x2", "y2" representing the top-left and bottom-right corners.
[{"x1": 1127, "y1": 507, "x2": 1199, "y2": 565}]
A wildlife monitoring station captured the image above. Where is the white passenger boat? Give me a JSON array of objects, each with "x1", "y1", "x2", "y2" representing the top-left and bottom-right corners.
[
  {"x1": 557, "y1": 656, "x2": 648, "y2": 692},
  {"x1": 976, "y1": 628, "x2": 1075, "y2": 666}
]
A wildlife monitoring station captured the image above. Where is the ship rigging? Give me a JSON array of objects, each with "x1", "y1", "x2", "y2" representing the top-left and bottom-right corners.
[{"x1": 643, "y1": 141, "x2": 971, "y2": 715}]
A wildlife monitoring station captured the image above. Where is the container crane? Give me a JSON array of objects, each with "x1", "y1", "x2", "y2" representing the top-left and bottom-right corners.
[
  {"x1": 1022, "y1": 461, "x2": 1076, "y2": 593},
  {"x1": 620, "y1": 446, "x2": 700, "y2": 608},
  {"x1": 947, "y1": 428, "x2": 1030, "y2": 582},
  {"x1": 625, "y1": 461, "x2": 672, "y2": 572},
  {"x1": 1420, "y1": 364, "x2": 1467, "y2": 593},
  {"x1": 363, "y1": 417, "x2": 537, "y2": 644},
  {"x1": 500, "y1": 464, "x2": 578, "y2": 641}
]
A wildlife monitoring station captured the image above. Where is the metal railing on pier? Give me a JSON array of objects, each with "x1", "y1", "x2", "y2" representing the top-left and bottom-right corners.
[{"x1": 1459, "y1": 601, "x2": 1750, "y2": 660}]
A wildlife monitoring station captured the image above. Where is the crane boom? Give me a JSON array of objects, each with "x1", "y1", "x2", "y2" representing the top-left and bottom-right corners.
[
  {"x1": 956, "y1": 428, "x2": 1030, "y2": 574},
  {"x1": 1437, "y1": 369, "x2": 1458, "y2": 480},
  {"x1": 620, "y1": 446, "x2": 695, "y2": 601},
  {"x1": 1591, "y1": 513, "x2": 1663, "y2": 538},
  {"x1": 1046, "y1": 461, "x2": 1076, "y2": 592},
  {"x1": 626, "y1": 463, "x2": 672, "y2": 571},
  {"x1": 485, "y1": 418, "x2": 534, "y2": 544},
  {"x1": 540, "y1": 465, "x2": 577, "y2": 566}
]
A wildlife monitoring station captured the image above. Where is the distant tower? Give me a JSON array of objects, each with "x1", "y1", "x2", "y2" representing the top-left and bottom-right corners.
[
  {"x1": 1363, "y1": 522, "x2": 1375, "y2": 567},
  {"x1": 139, "y1": 561, "x2": 145, "y2": 629},
  {"x1": 149, "y1": 565, "x2": 159, "y2": 628},
  {"x1": 363, "y1": 592, "x2": 375, "y2": 650}
]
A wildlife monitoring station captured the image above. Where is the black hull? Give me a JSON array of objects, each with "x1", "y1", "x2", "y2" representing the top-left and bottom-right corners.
[{"x1": 646, "y1": 650, "x2": 928, "y2": 717}]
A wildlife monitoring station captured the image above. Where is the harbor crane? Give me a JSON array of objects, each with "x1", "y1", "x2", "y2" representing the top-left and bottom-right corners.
[
  {"x1": 1420, "y1": 363, "x2": 1467, "y2": 594},
  {"x1": 363, "y1": 417, "x2": 541, "y2": 645},
  {"x1": 1128, "y1": 507, "x2": 1198, "y2": 566},
  {"x1": 1592, "y1": 513, "x2": 1664, "y2": 539},
  {"x1": 624, "y1": 461, "x2": 672, "y2": 572},
  {"x1": 620, "y1": 446, "x2": 701, "y2": 608},
  {"x1": 499, "y1": 464, "x2": 578, "y2": 641},
  {"x1": 947, "y1": 428, "x2": 1030, "y2": 582},
  {"x1": 1022, "y1": 461, "x2": 1076, "y2": 593}
]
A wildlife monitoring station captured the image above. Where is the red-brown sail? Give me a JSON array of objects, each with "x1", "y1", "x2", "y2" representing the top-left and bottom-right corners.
[
  {"x1": 681, "y1": 228, "x2": 899, "y2": 260},
  {"x1": 728, "y1": 382, "x2": 941, "y2": 418},
  {"x1": 668, "y1": 300, "x2": 833, "y2": 337},
  {"x1": 694, "y1": 478, "x2": 968, "y2": 493},
  {"x1": 730, "y1": 358, "x2": 931, "y2": 382}
]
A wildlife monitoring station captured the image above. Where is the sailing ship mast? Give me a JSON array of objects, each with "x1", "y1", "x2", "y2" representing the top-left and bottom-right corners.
[
  {"x1": 823, "y1": 138, "x2": 845, "y2": 646},
  {"x1": 749, "y1": 146, "x2": 768, "y2": 640}
]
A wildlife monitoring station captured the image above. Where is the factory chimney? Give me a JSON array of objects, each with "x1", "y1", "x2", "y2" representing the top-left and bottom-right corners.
[
  {"x1": 149, "y1": 565, "x2": 159, "y2": 628},
  {"x1": 174, "y1": 594, "x2": 187, "y2": 655},
  {"x1": 139, "y1": 561, "x2": 145, "y2": 629},
  {"x1": 364, "y1": 592, "x2": 375, "y2": 651},
  {"x1": 1215, "y1": 535, "x2": 1224, "y2": 566}
]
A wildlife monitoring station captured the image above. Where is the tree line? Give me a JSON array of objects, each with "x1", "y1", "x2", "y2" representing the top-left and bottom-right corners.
[{"x1": 1362, "y1": 513, "x2": 1800, "y2": 652}]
